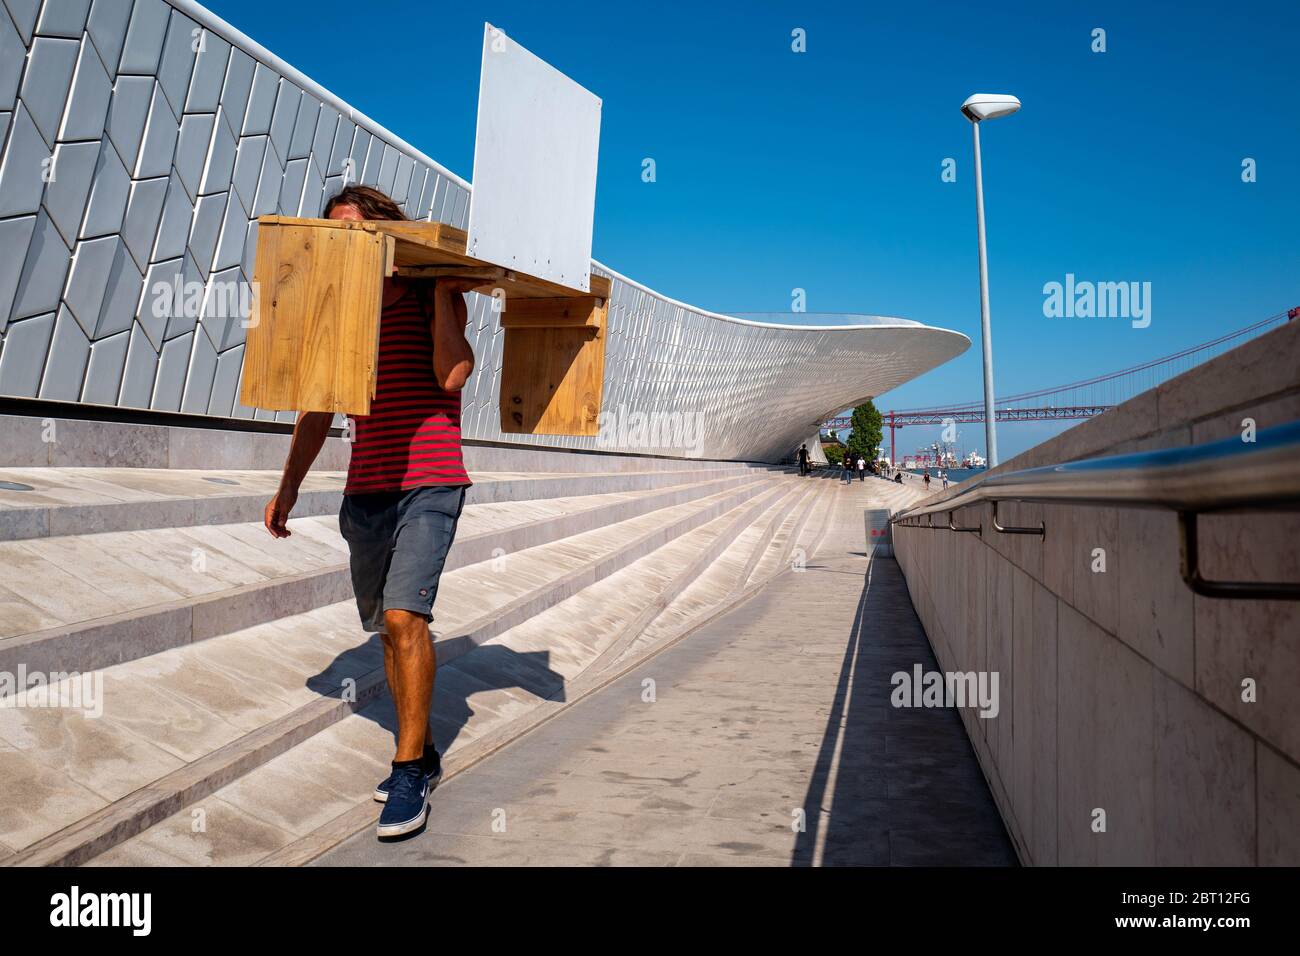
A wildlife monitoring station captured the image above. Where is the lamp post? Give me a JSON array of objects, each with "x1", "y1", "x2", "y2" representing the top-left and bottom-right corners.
[{"x1": 961, "y1": 93, "x2": 1020, "y2": 469}]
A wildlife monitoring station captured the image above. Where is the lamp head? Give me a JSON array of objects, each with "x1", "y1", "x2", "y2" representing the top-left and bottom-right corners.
[{"x1": 961, "y1": 93, "x2": 1021, "y2": 122}]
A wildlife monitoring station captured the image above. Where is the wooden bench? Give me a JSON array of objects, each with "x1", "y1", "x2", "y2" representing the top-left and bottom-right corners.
[{"x1": 240, "y1": 215, "x2": 611, "y2": 436}]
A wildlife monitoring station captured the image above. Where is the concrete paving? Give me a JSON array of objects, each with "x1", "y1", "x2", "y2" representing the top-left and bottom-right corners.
[{"x1": 316, "y1": 476, "x2": 1016, "y2": 867}]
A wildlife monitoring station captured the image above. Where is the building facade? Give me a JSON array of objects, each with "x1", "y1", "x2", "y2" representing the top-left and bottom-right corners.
[{"x1": 0, "y1": 0, "x2": 967, "y2": 462}]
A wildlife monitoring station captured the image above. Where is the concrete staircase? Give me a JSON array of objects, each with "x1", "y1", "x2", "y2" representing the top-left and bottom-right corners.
[{"x1": 0, "y1": 455, "x2": 845, "y2": 866}]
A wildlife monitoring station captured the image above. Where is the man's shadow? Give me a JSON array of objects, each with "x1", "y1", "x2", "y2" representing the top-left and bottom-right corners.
[{"x1": 306, "y1": 636, "x2": 567, "y2": 753}]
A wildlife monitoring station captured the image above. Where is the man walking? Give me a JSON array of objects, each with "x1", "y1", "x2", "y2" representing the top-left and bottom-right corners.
[
  {"x1": 856, "y1": 455, "x2": 866, "y2": 482},
  {"x1": 798, "y1": 443, "x2": 810, "y2": 476},
  {"x1": 263, "y1": 185, "x2": 477, "y2": 840}
]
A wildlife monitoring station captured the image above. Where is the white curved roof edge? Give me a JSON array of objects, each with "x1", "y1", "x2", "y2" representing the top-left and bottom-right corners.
[
  {"x1": 728, "y1": 316, "x2": 930, "y2": 330},
  {"x1": 590, "y1": 260, "x2": 972, "y2": 344},
  {"x1": 174, "y1": 1, "x2": 970, "y2": 351}
]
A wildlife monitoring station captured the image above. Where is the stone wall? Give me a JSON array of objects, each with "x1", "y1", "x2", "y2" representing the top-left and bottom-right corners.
[{"x1": 893, "y1": 318, "x2": 1300, "y2": 865}]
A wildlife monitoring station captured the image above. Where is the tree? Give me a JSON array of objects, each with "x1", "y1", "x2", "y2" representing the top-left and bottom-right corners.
[
  {"x1": 823, "y1": 445, "x2": 845, "y2": 466},
  {"x1": 845, "y1": 400, "x2": 884, "y2": 464}
]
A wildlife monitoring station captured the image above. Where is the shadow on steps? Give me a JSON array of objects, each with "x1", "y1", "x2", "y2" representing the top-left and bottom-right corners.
[{"x1": 306, "y1": 640, "x2": 567, "y2": 755}]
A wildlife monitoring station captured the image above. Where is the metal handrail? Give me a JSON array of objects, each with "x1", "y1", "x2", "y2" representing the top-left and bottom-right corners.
[
  {"x1": 990, "y1": 500, "x2": 1044, "y2": 535},
  {"x1": 890, "y1": 420, "x2": 1300, "y2": 600}
]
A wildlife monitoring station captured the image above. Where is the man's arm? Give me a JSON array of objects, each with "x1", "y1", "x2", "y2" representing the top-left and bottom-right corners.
[
  {"x1": 430, "y1": 279, "x2": 477, "y2": 392},
  {"x1": 264, "y1": 410, "x2": 333, "y2": 538}
]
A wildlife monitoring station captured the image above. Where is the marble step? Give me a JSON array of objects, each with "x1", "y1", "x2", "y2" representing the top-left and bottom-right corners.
[
  {"x1": 84, "y1": 479, "x2": 809, "y2": 866},
  {"x1": 0, "y1": 471, "x2": 771, "y2": 678},
  {"x1": 0, "y1": 475, "x2": 796, "y2": 865},
  {"x1": 0, "y1": 464, "x2": 763, "y2": 541}
]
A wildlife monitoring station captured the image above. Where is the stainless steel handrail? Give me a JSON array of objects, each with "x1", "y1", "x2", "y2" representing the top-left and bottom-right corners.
[
  {"x1": 890, "y1": 420, "x2": 1300, "y2": 600},
  {"x1": 990, "y1": 500, "x2": 1044, "y2": 535}
]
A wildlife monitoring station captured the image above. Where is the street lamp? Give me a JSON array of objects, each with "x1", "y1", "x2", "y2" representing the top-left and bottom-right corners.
[{"x1": 961, "y1": 92, "x2": 1020, "y2": 469}]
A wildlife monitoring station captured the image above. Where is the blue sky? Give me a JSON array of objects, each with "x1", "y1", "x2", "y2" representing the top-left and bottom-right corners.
[{"x1": 209, "y1": 0, "x2": 1299, "y2": 460}]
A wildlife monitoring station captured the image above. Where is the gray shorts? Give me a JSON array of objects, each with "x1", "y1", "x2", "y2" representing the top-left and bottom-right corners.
[{"x1": 338, "y1": 485, "x2": 467, "y2": 633}]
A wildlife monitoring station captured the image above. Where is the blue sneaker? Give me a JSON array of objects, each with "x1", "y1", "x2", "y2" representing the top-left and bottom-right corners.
[
  {"x1": 376, "y1": 764, "x2": 430, "y2": 839},
  {"x1": 374, "y1": 746, "x2": 442, "y2": 802}
]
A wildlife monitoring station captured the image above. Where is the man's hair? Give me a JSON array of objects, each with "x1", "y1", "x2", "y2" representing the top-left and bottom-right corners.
[{"x1": 323, "y1": 184, "x2": 407, "y2": 221}]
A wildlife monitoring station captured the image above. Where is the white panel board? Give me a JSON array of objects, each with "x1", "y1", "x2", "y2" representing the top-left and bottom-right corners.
[{"x1": 467, "y1": 23, "x2": 600, "y2": 293}]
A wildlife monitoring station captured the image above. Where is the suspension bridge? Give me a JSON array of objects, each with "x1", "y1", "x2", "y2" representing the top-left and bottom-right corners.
[{"x1": 822, "y1": 307, "x2": 1298, "y2": 463}]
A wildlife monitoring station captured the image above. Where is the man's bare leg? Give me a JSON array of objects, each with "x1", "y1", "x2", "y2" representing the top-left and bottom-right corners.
[
  {"x1": 383, "y1": 609, "x2": 437, "y2": 761},
  {"x1": 380, "y1": 632, "x2": 436, "y2": 748}
]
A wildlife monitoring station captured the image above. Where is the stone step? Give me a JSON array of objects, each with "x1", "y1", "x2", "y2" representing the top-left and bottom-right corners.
[
  {"x1": 83, "y1": 477, "x2": 812, "y2": 866},
  {"x1": 0, "y1": 474, "x2": 797, "y2": 865},
  {"x1": 0, "y1": 464, "x2": 760, "y2": 541},
  {"x1": 0, "y1": 470, "x2": 772, "y2": 679},
  {"x1": 748, "y1": 475, "x2": 837, "y2": 585},
  {"x1": 574, "y1": 482, "x2": 815, "y2": 676},
  {"x1": 610, "y1": 479, "x2": 832, "y2": 668},
  {"x1": 0, "y1": 468, "x2": 346, "y2": 542}
]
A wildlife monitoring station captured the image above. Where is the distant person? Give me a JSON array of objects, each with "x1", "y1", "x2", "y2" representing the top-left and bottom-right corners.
[
  {"x1": 797, "y1": 443, "x2": 810, "y2": 476},
  {"x1": 856, "y1": 455, "x2": 866, "y2": 482},
  {"x1": 941, "y1": 470, "x2": 949, "y2": 491},
  {"x1": 923, "y1": 471, "x2": 931, "y2": 490},
  {"x1": 842, "y1": 455, "x2": 854, "y2": 483},
  {"x1": 894, "y1": 472, "x2": 903, "y2": 484}
]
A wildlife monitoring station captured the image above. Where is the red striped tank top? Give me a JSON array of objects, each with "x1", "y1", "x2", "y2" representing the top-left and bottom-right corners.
[{"x1": 344, "y1": 282, "x2": 471, "y2": 494}]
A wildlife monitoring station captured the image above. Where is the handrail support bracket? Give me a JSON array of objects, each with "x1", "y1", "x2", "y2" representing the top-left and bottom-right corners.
[
  {"x1": 991, "y1": 501, "x2": 1045, "y2": 536},
  {"x1": 1178, "y1": 511, "x2": 1300, "y2": 601}
]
